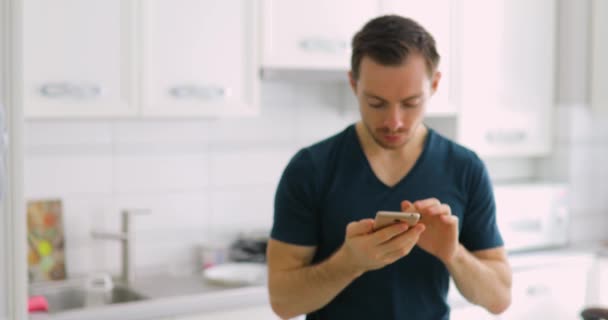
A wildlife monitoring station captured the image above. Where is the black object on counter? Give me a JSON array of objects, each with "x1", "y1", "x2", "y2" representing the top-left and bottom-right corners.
[{"x1": 228, "y1": 232, "x2": 268, "y2": 263}]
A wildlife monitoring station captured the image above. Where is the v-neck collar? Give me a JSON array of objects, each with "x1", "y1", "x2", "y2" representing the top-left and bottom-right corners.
[{"x1": 349, "y1": 124, "x2": 434, "y2": 190}]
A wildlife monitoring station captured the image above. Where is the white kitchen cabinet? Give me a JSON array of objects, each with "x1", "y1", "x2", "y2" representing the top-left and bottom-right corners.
[
  {"x1": 141, "y1": 0, "x2": 259, "y2": 117},
  {"x1": 449, "y1": 252, "x2": 593, "y2": 320},
  {"x1": 22, "y1": 0, "x2": 138, "y2": 118},
  {"x1": 498, "y1": 262, "x2": 590, "y2": 320},
  {"x1": 380, "y1": 0, "x2": 455, "y2": 116},
  {"x1": 592, "y1": 255, "x2": 608, "y2": 307},
  {"x1": 456, "y1": 0, "x2": 556, "y2": 157},
  {"x1": 22, "y1": 0, "x2": 259, "y2": 119},
  {"x1": 174, "y1": 304, "x2": 282, "y2": 320},
  {"x1": 591, "y1": 0, "x2": 608, "y2": 113},
  {"x1": 261, "y1": 0, "x2": 379, "y2": 71}
]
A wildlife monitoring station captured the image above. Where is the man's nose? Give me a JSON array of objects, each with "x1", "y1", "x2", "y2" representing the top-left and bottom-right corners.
[{"x1": 383, "y1": 105, "x2": 404, "y2": 131}]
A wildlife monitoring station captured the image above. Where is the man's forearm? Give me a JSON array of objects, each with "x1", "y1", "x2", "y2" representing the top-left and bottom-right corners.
[
  {"x1": 269, "y1": 249, "x2": 362, "y2": 319},
  {"x1": 446, "y1": 244, "x2": 512, "y2": 314}
]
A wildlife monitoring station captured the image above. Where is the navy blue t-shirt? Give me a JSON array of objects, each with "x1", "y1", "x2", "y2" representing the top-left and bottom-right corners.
[{"x1": 271, "y1": 124, "x2": 503, "y2": 320}]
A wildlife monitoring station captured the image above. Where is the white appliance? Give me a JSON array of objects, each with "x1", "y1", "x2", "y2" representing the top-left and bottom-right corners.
[{"x1": 493, "y1": 183, "x2": 570, "y2": 252}]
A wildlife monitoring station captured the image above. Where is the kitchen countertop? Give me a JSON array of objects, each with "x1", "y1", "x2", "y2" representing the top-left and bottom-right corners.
[
  {"x1": 30, "y1": 241, "x2": 608, "y2": 320},
  {"x1": 29, "y1": 273, "x2": 269, "y2": 320}
]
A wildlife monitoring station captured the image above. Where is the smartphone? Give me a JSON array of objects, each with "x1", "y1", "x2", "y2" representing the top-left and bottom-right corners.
[{"x1": 373, "y1": 211, "x2": 420, "y2": 230}]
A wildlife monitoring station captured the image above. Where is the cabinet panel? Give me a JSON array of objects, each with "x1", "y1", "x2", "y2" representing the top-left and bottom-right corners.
[
  {"x1": 175, "y1": 304, "x2": 281, "y2": 320},
  {"x1": 261, "y1": 0, "x2": 378, "y2": 70},
  {"x1": 498, "y1": 264, "x2": 588, "y2": 320},
  {"x1": 22, "y1": 0, "x2": 137, "y2": 118},
  {"x1": 457, "y1": 0, "x2": 555, "y2": 157},
  {"x1": 591, "y1": 0, "x2": 608, "y2": 113},
  {"x1": 141, "y1": 0, "x2": 259, "y2": 117}
]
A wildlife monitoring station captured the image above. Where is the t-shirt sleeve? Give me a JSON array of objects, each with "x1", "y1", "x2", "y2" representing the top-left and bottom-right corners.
[
  {"x1": 271, "y1": 149, "x2": 320, "y2": 246},
  {"x1": 459, "y1": 155, "x2": 504, "y2": 251}
]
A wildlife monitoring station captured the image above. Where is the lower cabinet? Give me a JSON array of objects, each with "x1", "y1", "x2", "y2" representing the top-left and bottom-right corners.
[
  {"x1": 589, "y1": 255, "x2": 608, "y2": 308},
  {"x1": 450, "y1": 252, "x2": 595, "y2": 320},
  {"x1": 498, "y1": 262, "x2": 590, "y2": 320},
  {"x1": 174, "y1": 304, "x2": 282, "y2": 320}
]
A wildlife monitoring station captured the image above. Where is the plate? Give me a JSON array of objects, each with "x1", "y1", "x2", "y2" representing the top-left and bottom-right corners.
[{"x1": 203, "y1": 262, "x2": 267, "y2": 286}]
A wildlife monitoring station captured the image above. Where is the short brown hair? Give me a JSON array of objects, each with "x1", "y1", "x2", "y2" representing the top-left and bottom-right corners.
[{"x1": 351, "y1": 15, "x2": 440, "y2": 80}]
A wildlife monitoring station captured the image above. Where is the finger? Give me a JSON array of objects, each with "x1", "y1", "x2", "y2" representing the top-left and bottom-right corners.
[
  {"x1": 427, "y1": 204, "x2": 452, "y2": 216},
  {"x1": 440, "y1": 214, "x2": 459, "y2": 225},
  {"x1": 400, "y1": 200, "x2": 415, "y2": 212},
  {"x1": 346, "y1": 219, "x2": 375, "y2": 237},
  {"x1": 414, "y1": 198, "x2": 441, "y2": 210},
  {"x1": 378, "y1": 224, "x2": 425, "y2": 254},
  {"x1": 371, "y1": 222, "x2": 410, "y2": 244}
]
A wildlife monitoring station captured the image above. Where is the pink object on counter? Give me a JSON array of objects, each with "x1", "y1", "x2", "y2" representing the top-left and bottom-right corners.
[{"x1": 28, "y1": 296, "x2": 49, "y2": 313}]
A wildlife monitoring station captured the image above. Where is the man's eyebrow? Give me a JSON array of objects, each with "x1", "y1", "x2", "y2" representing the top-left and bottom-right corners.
[{"x1": 363, "y1": 92, "x2": 423, "y2": 102}]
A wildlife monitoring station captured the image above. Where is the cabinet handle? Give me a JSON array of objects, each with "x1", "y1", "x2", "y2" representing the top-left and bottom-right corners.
[
  {"x1": 169, "y1": 85, "x2": 230, "y2": 100},
  {"x1": 40, "y1": 83, "x2": 102, "y2": 99},
  {"x1": 299, "y1": 37, "x2": 348, "y2": 54},
  {"x1": 526, "y1": 285, "x2": 550, "y2": 296},
  {"x1": 485, "y1": 130, "x2": 527, "y2": 144}
]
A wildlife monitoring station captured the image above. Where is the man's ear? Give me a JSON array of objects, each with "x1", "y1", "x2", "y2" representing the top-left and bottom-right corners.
[
  {"x1": 348, "y1": 71, "x2": 358, "y2": 94},
  {"x1": 431, "y1": 71, "x2": 441, "y2": 95}
]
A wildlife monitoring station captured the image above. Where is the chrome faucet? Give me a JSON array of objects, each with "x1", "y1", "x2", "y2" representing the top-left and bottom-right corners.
[{"x1": 91, "y1": 209, "x2": 149, "y2": 286}]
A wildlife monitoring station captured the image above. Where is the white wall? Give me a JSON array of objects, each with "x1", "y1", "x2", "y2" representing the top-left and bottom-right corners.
[
  {"x1": 23, "y1": 81, "x2": 363, "y2": 276},
  {"x1": 0, "y1": 0, "x2": 9, "y2": 315},
  {"x1": 553, "y1": 0, "x2": 608, "y2": 242}
]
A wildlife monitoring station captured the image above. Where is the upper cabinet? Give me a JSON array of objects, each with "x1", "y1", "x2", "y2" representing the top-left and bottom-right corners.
[
  {"x1": 456, "y1": 0, "x2": 556, "y2": 157},
  {"x1": 260, "y1": 0, "x2": 379, "y2": 71},
  {"x1": 22, "y1": 0, "x2": 259, "y2": 119},
  {"x1": 380, "y1": 0, "x2": 455, "y2": 115},
  {"x1": 22, "y1": 0, "x2": 138, "y2": 118},
  {"x1": 141, "y1": 0, "x2": 259, "y2": 117}
]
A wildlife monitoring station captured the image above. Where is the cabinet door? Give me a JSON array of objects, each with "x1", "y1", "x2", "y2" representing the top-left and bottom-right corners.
[
  {"x1": 591, "y1": 0, "x2": 608, "y2": 113},
  {"x1": 22, "y1": 0, "x2": 137, "y2": 118},
  {"x1": 499, "y1": 264, "x2": 589, "y2": 320},
  {"x1": 597, "y1": 257, "x2": 608, "y2": 306},
  {"x1": 175, "y1": 305, "x2": 282, "y2": 320},
  {"x1": 141, "y1": 0, "x2": 259, "y2": 117},
  {"x1": 261, "y1": 0, "x2": 379, "y2": 70},
  {"x1": 456, "y1": 0, "x2": 555, "y2": 157},
  {"x1": 380, "y1": 0, "x2": 455, "y2": 116}
]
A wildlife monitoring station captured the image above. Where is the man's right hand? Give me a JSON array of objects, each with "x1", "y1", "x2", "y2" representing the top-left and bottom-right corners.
[{"x1": 336, "y1": 218, "x2": 426, "y2": 275}]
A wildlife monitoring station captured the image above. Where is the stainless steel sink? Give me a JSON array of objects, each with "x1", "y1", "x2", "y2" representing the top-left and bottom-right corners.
[{"x1": 29, "y1": 278, "x2": 148, "y2": 313}]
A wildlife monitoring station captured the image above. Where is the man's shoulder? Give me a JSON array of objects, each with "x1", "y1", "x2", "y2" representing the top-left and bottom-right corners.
[{"x1": 429, "y1": 129, "x2": 483, "y2": 168}]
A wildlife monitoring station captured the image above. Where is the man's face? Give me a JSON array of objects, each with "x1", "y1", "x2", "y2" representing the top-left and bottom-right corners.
[{"x1": 349, "y1": 55, "x2": 440, "y2": 150}]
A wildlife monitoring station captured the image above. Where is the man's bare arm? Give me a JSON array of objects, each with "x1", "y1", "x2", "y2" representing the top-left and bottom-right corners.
[
  {"x1": 266, "y1": 239, "x2": 360, "y2": 319},
  {"x1": 446, "y1": 245, "x2": 512, "y2": 314},
  {"x1": 267, "y1": 219, "x2": 425, "y2": 319}
]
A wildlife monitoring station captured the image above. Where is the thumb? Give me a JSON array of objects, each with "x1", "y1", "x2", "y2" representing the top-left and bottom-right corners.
[
  {"x1": 346, "y1": 219, "x2": 374, "y2": 237},
  {"x1": 400, "y1": 200, "x2": 415, "y2": 212}
]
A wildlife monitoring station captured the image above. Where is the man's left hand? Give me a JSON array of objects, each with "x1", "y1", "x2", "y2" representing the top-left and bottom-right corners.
[{"x1": 401, "y1": 198, "x2": 460, "y2": 264}]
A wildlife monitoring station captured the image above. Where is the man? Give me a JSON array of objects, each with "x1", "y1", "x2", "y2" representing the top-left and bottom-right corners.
[{"x1": 267, "y1": 15, "x2": 512, "y2": 320}]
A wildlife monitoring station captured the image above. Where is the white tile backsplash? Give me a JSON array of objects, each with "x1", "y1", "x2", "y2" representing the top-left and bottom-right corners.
[
  {"x1": 209, "y1": 187, "x2": 275, "y2": 233},
  {"x1": 23, "y1": 83, "x2": 608, "y2": 277},
  {"x1": 113, "y1": 154, "x2": 210, "y2": 193},
  {"x1": 209, "y1": 149, "x2": 294, "y2": 187},
  {"x1": 25, "y1": 121, "x2": 113, "y2": 147},
  {"x1": 111, "y1": 120, "x2": 212, "y2": 145},
  {"x1": 25, "y1": 154, "x2": 113, "y2": 197}
]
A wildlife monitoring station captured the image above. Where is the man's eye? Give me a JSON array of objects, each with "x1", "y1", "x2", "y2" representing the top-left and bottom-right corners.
[
  {"x1": 403, "y1": 100, "x2": 422, "y2": 108},
  {"x1": 369, "y1": 102, "x2": 385, "y2": 108}
]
